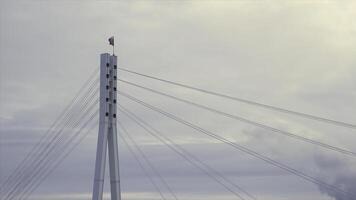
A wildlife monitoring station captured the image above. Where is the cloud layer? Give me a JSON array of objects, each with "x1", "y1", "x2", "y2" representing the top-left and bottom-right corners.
[{"x1": 1, "y1": 1, "x2": 356, "y2": 200}]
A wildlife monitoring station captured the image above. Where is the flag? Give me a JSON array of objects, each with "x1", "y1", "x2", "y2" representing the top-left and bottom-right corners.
[{"x1": 108, "y1": 36, "x2": 114, "y2": 46}]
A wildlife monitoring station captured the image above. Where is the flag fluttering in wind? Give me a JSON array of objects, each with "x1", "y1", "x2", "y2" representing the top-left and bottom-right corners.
[{"x1": 108, "y1": 36, "x2": 114, "y2": 46}]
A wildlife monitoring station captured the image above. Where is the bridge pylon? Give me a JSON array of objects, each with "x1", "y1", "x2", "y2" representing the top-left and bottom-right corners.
[{"x1": 92, "y1": 38, "x2": 121, "y2": 200}]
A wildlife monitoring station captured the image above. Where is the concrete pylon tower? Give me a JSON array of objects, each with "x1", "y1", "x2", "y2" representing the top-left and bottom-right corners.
[{"x1": 92, "y1": 47, "x2": 121, "y2": 199}]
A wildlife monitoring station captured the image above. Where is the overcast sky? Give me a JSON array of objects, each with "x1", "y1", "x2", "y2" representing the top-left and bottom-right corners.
[{"x1": 1, "y1": 1, "x2": 356, "y2": 200}]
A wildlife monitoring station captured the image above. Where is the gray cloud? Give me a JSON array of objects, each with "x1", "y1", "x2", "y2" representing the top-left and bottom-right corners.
[
  {"x1": 314, "y1": 153, "x2": 356, "y2": 200},
  {"x1": 1, "y1": 1, "x2": 356, "y2": 200}
]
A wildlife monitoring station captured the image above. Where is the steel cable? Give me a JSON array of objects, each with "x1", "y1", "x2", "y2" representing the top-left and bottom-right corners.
[
  {"x1": 118, "y1": 79, "x2": 356, "y2": 157},
  {"x1": 0, "y1": 69, "x2": 99, "y2": 195},
  {"x1": 19, "y1": 110, "x2": 99, "y2": 200},
  {"x1": 12, "y1": 100, "x2": 99, "y2": 200},
  {"x1": 118, "y1": 67, "x2": 356, "y2": 129},
  {"x1": 4, "y1": 87, "x2": 99, "y2": 200},
  {"x1": 119, "y1": 126, "x2": 167, "y2": 200},
  {"x1": 118, "y1": 91, "x2": 355, "y2": 200},
  {"x1": 118, "y1": 106, "x2": 254, "y2": 200},
  {"x1": 6, "y1": 96, "x2": 99, "y2": 200},
  {"x1": 118, "y1": 121, "x2": 179, "y2": 200}
]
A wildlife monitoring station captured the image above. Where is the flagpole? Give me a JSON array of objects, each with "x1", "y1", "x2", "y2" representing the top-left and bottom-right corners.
[{"x1": 108, "y1": 36, "x2": 115, "y2": 56}]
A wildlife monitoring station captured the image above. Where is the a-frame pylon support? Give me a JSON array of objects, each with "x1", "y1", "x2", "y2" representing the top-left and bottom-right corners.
[{"x1": 92, "y1": 52, "x2": 121, "y2": 200}]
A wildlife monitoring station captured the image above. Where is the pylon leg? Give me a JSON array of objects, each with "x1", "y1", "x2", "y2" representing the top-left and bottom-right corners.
[
  {"x1": 92, "y1": 122, "x2": 108, "y2": 200},
  {"x1": 92, "y1": 53, "x2": 111, "y2": 200},
  {"x1": 108, "y1": 125, "x2": 121, "y2": 200}
]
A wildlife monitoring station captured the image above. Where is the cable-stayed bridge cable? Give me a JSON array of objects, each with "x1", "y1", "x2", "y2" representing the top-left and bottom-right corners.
[
  {"x1": 2, "y1": 77, "x2": 98, "y2": 194},
  {"x1": 117, "y1": 67, "x2": 356, "y2": 129},
  {"x1": 118, "y1": 79, "x2": 356, "y2": 157},
  {"x1": 0, "y1": 70, "x2": 99, "y2": 195},
  {"x1": 118, "y1": 106, "x2": 255, "y2": 200},
  {"x1": 18, "y1": 109, "x2": 98, "y2": 200},
  {"x1": 118, "y1": 121, "x2": 179, "y2": 200},
  {"x1": 4, "y1": 86, "x2": 99, "y2": 199},
  {"x1": 12, "y1": 101, "x2": 99, "y2": 200},
  {"x1": 118, "y1": 91, "x2": 355, "y2": 200},
  {"x1": 19, "y1": 110, "x2": 99, "y2": 200},
  {"x1": 119, "y1": 126, "x2": 167, "y2": 200},
  {"x1": 2, "y1": 78, "x2": 99, "y2": 199},
  {"x1": 3, "y1": 83, "x2": 99, "y2": 199},
  {"x1": 5, "y1": 98, "x2": 99, "y2": 200},
  {"x1": 5, "y1": 100, "x2": 98, "y2": 200}
]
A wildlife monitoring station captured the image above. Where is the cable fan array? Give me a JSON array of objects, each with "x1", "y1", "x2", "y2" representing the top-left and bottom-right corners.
[
  {"x1": 1, "y1": 67, "x2": 355, "y2": 200},
  {"x1": 0, "y1": 69, "x2": 100, "y2": 200}
]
